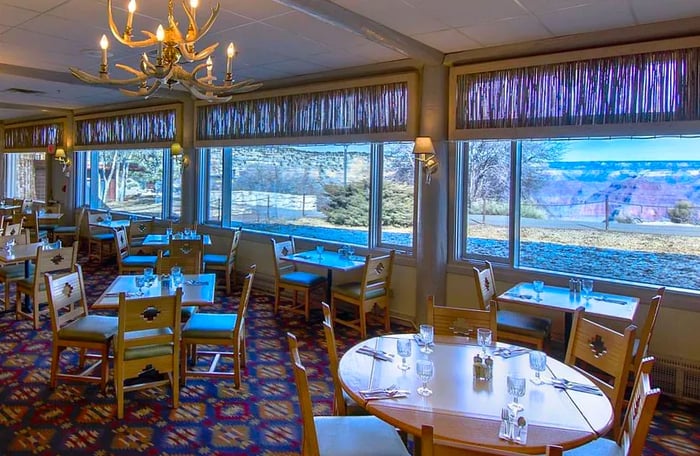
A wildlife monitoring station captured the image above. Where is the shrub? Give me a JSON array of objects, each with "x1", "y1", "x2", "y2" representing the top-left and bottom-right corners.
[
  {"x1": 668, "y1": 200, "x2": 694, "y2": 224},
  {"x1": 321, "y1": 180, "x2": 413, "y2": 228}
]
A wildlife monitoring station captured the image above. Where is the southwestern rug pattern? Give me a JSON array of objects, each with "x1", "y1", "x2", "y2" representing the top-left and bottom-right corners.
[{"x1": 0, "y1": 258, "x2": 697, "y2": 455}]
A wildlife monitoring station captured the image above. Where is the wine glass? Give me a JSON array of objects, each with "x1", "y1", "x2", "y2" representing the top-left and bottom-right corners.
[
  {"x1": 582, "y1": 279, "x2": 594, "y2": 302},
  {"x1": 170, "y1": 266, "x2": 183, "y2": 287},
  {"x1": 528, "y1": 351, "x2": 547, "y2": 385},
  {"x1": 144, "y1": 267, "x2": 155, "y2": 287},
  {"x1": 134, "y1": 275, "x2": 146, "y2": 296},
  {"x1": 316, "y1": 245, "x2": 324, "y2": 259},
  {"x1": 416, "y1": 359, "x2": 434, "y2": 396},
  {"x1": 477, "y1": 328, "x2": 492, "y2": 354},
  {"x1": 419, "y1": 324, "x2": 434, "y2": 354},
  {"x1": 396, "y1": 338, "x2": 412, "y2": 371},
  {"x1": 507, "y1": 375, "x2": 526, "y2": 412},
  {"x1": 532, "y1": 280, "x2": 544, "y2": 301}
]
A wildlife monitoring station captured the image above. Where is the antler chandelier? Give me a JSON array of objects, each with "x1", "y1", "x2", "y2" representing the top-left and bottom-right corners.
[{"x1": 70, "y1": 0, "x2": 262, "y2": 102}]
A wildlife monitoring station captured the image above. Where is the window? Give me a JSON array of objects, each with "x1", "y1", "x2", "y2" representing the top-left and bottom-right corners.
[
  {"x1": 2, "y1": 152, "x2": 47, "y2": 201},
  {"x1": 202, "y1": 142, "x2": 415, "y2": 249},
  {"x1": 461, "y1": 136, "x2": 700, "y2": 291},
  {"x1": 83, "y1": 148, "x2": 177, "y2": 218}
]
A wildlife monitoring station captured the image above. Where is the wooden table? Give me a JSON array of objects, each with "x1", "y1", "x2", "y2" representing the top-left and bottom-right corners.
[
  {"x1": 89, "y1": 219, "x2": 131, "y2": 229},
  {"x1": 142, "y1": 234, "x2": 212, "y2": 247},
  {"x1": 92, "y1": 273, "x2": 216, "y2": 310},
  {"x1": 338, "y1": 335, "x2": 613, "y2": 454},
  {"x1": 285, "y1": 250, "x2": 365, "y2": 302},
  {"x1": 498, "y1": 282, "x2": 639, "y2": 342},
  {"x1": 37, "y1": 212, "x2": 63, "y2": 222}
]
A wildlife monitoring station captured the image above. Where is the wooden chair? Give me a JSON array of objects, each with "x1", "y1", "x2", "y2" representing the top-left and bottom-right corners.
[
  {"x1": 421, "y1": 424, "x2": 563, "y2": 455},
  {"x1": 427, "y1": 295, "x2": 497, "y2": 339},
  {"x1": 565, "y1": 307, "x2": 637, "y2": 440},
  {"x1": 629, "y1": 288, "x2": 665, "y2": 377},
  {"x1": 563, "y1": 357, "x2": 660, "y2": 456},
  {"x1": 37, "y1": 202, "x2": 62, "y2": 239},
  {"x1": 473, "y1": 261, "x2": 551, "y2": 350},
  {"x1": 287, "y1": 332, "x2": 410, "y2": 456},
  {"x1": 331, "y1": 250, "x2": 395, "y2": 339},
  {"x1": 24, "y1": 210, "x2": 48, "y2": 243},
  {"x1": 203, "y1": 227, "x2": 241, "y2": 295},
  {"x1": 127, "y1": 217, "x2": 155, "y2": 253},
  {"x1": 270, "y1": 236, "x2": 326, "y2": 322},
  {"x1": 0, "y1": 231, "x2": 32, "y2": 308},
  {"x1": 169, "y1": 237, "x2": 204, "y2": 260},
  {"x1": 16, "y1": 243, "x2": 79, "y2": 329},
  {"x1": 87, "y1": 212, "x2": 115, "y2": 262},
  {"x1": 156, "y1": 248, "x2": 202, "y2": 322},
  {"x1": 4, "y1": 222, "x2": 23, "y2": 237},
  {"x1": 53, "y1": 206, "x2": 86, "y2": 247},
  {"x1": 20, "y1": 199, "x2": 33, "y2": 215},
  {"x1": 321, "y1": 302, "x2": 367, "y2": 416},
  {"x1": 114, "y1": 226, "x2": 157, "y2": 274},
  {"x1": 114, "y1": 288, "x2": 182, "y2": 419},
  {"x1": 181, "y1": 265, "x2": 256, "y2": 389},
  {"x1": 44, "y1": 264, "x2": 118, "y2": 392}
]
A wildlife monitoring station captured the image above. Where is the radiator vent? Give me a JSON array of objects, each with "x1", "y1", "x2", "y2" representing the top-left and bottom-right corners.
[{"x1": 652, "y1": 355, "x2": 700, "y2": 402}]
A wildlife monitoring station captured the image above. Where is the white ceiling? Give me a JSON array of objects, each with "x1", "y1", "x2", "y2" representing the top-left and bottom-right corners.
[{"x1": 1, "y1": 0, "x2": 700, "y2": 122}]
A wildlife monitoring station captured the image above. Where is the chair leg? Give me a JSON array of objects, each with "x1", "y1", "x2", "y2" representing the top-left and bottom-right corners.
[
  {"x1": 50, "y1": 344, "x2": 61, "y2": 389},
  {"x1": 274, "y1": 286, "x2": 281, "y2": 314},
  {"x1": 383, "y1": 305, "x2": 391, "y2": 332},
  {"x1": 304, "y1": 291, "x2": 310, "y2": 322},
  {"x1": 233, "y1": 340, "x2": 241, "y2": 389},
  {"x1": 225, "y1": 269, "x2": 232, "y2": 295},
  {"x1": 100, "y1": 346, "x2": 110, "y2": 393},
  {"x1": 359, "y1": 305, "x2": 367, "y2": 339}
]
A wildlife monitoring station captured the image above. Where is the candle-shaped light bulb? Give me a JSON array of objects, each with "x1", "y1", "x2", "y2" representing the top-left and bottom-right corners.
[
  {"x1": 206, "y1": 56, "x2": 213, "y2": 79},
  {"x1": 226, "y1": 42, "x2": 235, "y2": 75},
  {"x1": 100, "y1": 34, "x2": 109, "y2": 67},
  {"x1": 190, "y1": 0, "x2": 198, "y2": 9},
  {"x1": 127, "y1": 0, "x2": 136, "y2": 24},
  {"x1": 156, "y1": 24, "x2": 165, "y2": 60}
]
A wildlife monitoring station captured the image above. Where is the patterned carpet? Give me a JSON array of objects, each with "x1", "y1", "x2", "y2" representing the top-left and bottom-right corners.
[{"x1": 0, "y1": 257, "x2": 697, "y2": 455}]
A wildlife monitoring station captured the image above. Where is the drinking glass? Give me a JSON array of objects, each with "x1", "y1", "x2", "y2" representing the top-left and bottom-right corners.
[
  {"x1": 135, "y1": 275, "x2": 146, "y2": 295},
  {"x1": 396, "y1": 338, "x2": 412, "y2": 371},
  {"x1": 419, "y1": 324, "x2": 434, "y2": 353},
  {"x1": 416, "y1": 359, "x2": 434, "y2": 396},
  {"x1": 184, "y1": 228, "x2": 192, "y2": 238},
  {"x1": 507, "y1": 375, "x2": 526, "y2": 412},
  {"x1": 477, "y1": 328, "x2": 492, "y2": 354},
  {"x1": 316, "y1": 245, "x2": 324, "y2": 259},
  {"x1": 532, "y1": 280, "x2": 544, "y2": 301},
  {"x1": 144, "y1": 267, "x2": 155, "y2": 286},
  {"x1": 582, "y1": 279, "x2": 594, "y2": 301},
  {"x1": 165, "y1": 227, "x2": 173, "y2": 238},
  {"x1": 170, "y1": 266, "x2": 183, "y2": 287},
  {"x1": 528, "y1": 351, "x2": 547, "y2": 385}
]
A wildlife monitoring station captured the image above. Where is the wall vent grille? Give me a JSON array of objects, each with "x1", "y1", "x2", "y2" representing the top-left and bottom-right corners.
[{"x1": 652, "y1": 355, "x2": 700, "y2": 402}]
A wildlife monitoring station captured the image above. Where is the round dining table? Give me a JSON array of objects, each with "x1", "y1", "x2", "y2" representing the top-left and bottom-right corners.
[{"x1": 338, "y1": 334, "x2": 613, "y2": 454}]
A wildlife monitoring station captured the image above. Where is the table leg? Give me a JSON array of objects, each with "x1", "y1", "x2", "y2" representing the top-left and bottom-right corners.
[
  {"x1": 564, "y1": 312, "x2": 573, "y2": 347},
  {"x1": 22, "y1": 259, "x2": 31, "y2": 313},
  {"x1": 326, "y1": 269, "x2": 333, "y2": 304}
]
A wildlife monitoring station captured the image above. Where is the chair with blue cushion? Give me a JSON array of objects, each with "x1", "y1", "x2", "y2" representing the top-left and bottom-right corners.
[
  {"x1": 473, "y1": 261, "x2": 551, "y2": 351},
  {"x1": 87, "y1": 212, "x2": 115, "y2": 262},
  {"x1": 271, "y1": 236, "x2": 326, "y2": 322},
  {"x1": 288, "y1": 332, "x2": 410, "y2": 456},
  {"x1": 114, "y1": 226, "x2": 157, "y2": 274},
  {"x1": 331, "y1": 251, "x2": 395, "y2": 339},
  {"x1": 53, "y1": 206, "x2": 86, "y2": 247},
  {"x1": 127, "y1": 217, "x2": 155, "y2": 254},
  {"x1": 203, "y1": 227, "x2": 241, "y2": 295},
  {"x1": 0, "y1": 231, "x2": 32, "y2": 310},
  {"x1": 45, "y1": 264, "x2": 118, "y2": 392},
  {"x1": 181, "y1": 265, "x2": 256, "y2": 389}
]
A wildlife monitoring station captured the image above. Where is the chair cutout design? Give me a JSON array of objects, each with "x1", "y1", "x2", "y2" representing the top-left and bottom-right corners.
[
  {"x1": 565, "y1": 307, "x2": 637, "y2": 440},
  {"x1": 287, "y1": 332, "x2": 410, "y2": 456},
  {"x1": 271, "y1": 236, "x2": 326, "y2": 322},
  {"x1": 421, "y1": 424, "x2": 563, "y2": 456},
  {"x1": 180, "y1": 265, "x2": 256, "y2": 389},
  {"x1": 44, "y1": 264, "x2": 118, "y2": 392},
  {"x1": 53, "y1": 206, "x2": 86, "y2": 247},
  {"x1": 473, "y1": 261, "x2": 551, "y2": 350},
  {"x1": 332, "y1": 250, "x2": 395, "y2": 339},
  {"x1": 629, "y1": 288, "x2": 664, "y2": 377},
  {"x1": 16, "y1": 243, "x2": 78, "y2": 329},
  {"x1": 115, "y1": 226, "x2": 157, "y2": 274},
  {"x1": 321, "y1": 302, "x2": 367, "y2": 416},
  {"x1": 426, "y1": 295, "x2": 497, "y2": 339},
  {"x1": 114, "y1": 288, "x2": 182, "y2": 419},
  {"x1": 563, "y1": 357, "x2": 660, "y2": 456},
  {"x1": 4, "y1": 222, "x2": 23, "y2": 237},
  {"x1": 203, "y1": 227, "x2": 241, "y2": 295},
  {"x1": 0, "y1": 231, "x2": 32, "y2": 307}
]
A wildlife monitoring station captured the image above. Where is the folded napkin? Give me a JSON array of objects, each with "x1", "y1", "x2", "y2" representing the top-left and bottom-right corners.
[
  {"x1": 356, "y1": 346, "x2": 393, "y2": 361},
  {"x1": 185, "y1": 280, "x2": 209, "y2": 286},
  {"x1": 499, "y1": 414, "x2": 528, "y2": 444},
  {"x1": 361, "y1": 390, "x2": 409, "y2": 401},
  {"x1": 504, "y1": 292, "x2": 533, "y2": 300},
  {"x1": 492, "y1": 347, "x2": 530, "y2": 358},
  {"x1": 552, "y1": 380, "x2": 602, "y2": 395}
]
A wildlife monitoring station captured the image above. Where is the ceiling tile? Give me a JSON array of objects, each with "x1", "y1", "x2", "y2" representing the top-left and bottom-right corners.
[
  {"x1": 412, "y1": 28, "x2": 480, "y2": 54},
  {"x1": 220, "y1": 0, "x2": 293, "y2": 21},
  {"x1": 458, "y1": 15, "x2": 552, "y2": 46},
  {"x1": 264, "y1": 11, "x2": 369, "y2": 49},
  {"x1": 518, "y1": 0, "x2": 611, "y2": 14},
  {"x1": 0, "y1": 4, "x2": 41, "y2": 27},
  {"x1": 407, "y1": 0, "x2": 529, "y2": 29},
  {"x1": 631, "y1": 0, "x2": 700, "y2": 24},
  {"x1": 536, "y1": 2, "x2": 636, "y2": 36},
  {"x1": 0, "y1": 0, "x2": 67, "y2": 12}
]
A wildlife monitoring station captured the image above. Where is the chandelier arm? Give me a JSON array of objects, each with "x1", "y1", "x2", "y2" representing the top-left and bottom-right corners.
[
  {"x1": 107, "y1": 0, "x2": 159, "y2": 48},
  {"x1": 69, "y1": 67, "x2": 149, "y2": 86},
  {"x1": 183, "y1": 2, "x2": 220, "y2": 45},
  {"x1": 185, "y1": 76, "x2": 263, "y2": 95},
  {"x1": 180, "y1": 80, "x2": 231, "y2": 102},
  {"x1": 114, "y1": 63, "x2": 147, "y2": 77},
  {"x1": 183, "y1": 0, "x2": 199, "y2": 37},
  {"x1": 178, "y1": 42, "x2": 219, "y2": 63},
  {"x1": 119, "y1": 80, "x2": 162, "y2": 98}
]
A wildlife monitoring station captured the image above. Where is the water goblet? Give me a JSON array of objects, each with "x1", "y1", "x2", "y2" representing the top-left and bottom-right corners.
[
  {"x1": 134, "y1": 275, "x2": 146, "y2": 296},
  {"x1": 416, "y1": 359, "x2": 434, "y2": 397},
  {"x1": 144, "y1": 267, "x2": 155, "y2": 286},
  {"x1": 477, "y1": 328, "x2": 492, "y2": 354},
  {"x1": 507, "y1": 374, "x2": 526, "y2": 412},
  {"x1": 165, "y1": 227, "x2": 173, "y2": 238},
  {"x1": 582, "y1": 279, "x2": 594, "y2": 302},
  {"x1": 316, "y1": 245, "x2": 324, "y2": 259},
  {"x1": 170, "y1": 266, "x2": 183, "y2": 287},
  {"x1": 347, "y1": 246, "x2": 355, "y2": 259},
  {"x1": 532, "y1": 280, "x2": 544, "y2": 301},
  {"x1": 528, "y1": 351, "x2": 547, "y2": 385},
  {"x1": 396, "y1": 338, "x2": 412, "y2": 371},
  {"x1": 419, "y1": 324, "x2": 434, "y2": 354}
]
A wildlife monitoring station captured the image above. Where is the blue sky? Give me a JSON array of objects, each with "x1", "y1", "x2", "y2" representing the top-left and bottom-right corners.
[{"x1": 560, "y1": 137, "x2": 700, "y2": 161}]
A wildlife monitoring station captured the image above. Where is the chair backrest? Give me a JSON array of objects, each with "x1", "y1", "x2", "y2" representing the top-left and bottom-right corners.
[
  {"x1": 473, "y1": 260, "x2": 498, "y2": 311},
  {"x1": 128, "y1": 217, "x2": 154, "y2": 244},
  {"x1": 287, "y1": 332, "x2": 321, "y2": 456},
  {"x1": 31, "y1": 244, "x2": 79, "y2": 302},
  {"x1": 270, "y1": 236, "x2": 297, "y2": 280},
  {"x1": 156, "y1": 249, "x2": 202, "y2": 274},
  {"x1": 359, "y1": 250, "x2": 395, "y2": 299},
  {"x1": 420, "y1": 424, "x2": 562, "y2": 456},
  {"x1": 44, "y1": 264, "x2": 89, "y2": 337},
  {"x1": 427, "y1": 295, "x2": 498, "y2": 339},
  {"x1": 3, "y1": 222, "x2": 23, "y2": 237},
  {"x1": 321, "y1": 302, "x2": 346, "y2": 416},
  {"x1": 234, "y1": 265, "x2": 256, "y2": 339},
  {"x1": 87, "y1": 212, "x2": 111, "y2": 235},
  {"x1": 620, "y1": 357, "x2": 661, "y2": 456},
  {"x1": 632, "y1": 288, "x2": 665, "y2": 374},
  {"x1": 169, "y1": 238, "x2": 204, "y2": 258},
  {"x1": 44, "y1": 201, "x2": 61, "y2": 213},
  {"x1": 565, "y1": 308, "x2": 637, "y2": 439},
  {"x1": 226, "y1": 227, "x2": 242, "y2": 265},
  {"x1": 1, "y1": 230, "x2": 30, "y2": 245},
  {"x1": 114, "y1": 226, "x2": 130, "y2": 262},
  {"x1": 24, "y1": 210, "x2": 41, "y2": 243},
  {"x1": 21, "y1": 199, "x2": 33, "y2": 214}
]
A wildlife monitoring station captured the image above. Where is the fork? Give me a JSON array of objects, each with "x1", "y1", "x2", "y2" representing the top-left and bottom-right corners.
[
  {"x1": 360, "y1": 383, "x2": 397, "y2": 395},
  {"x1": 501, "y1": 407, "x2": 513, "y2": 440}
]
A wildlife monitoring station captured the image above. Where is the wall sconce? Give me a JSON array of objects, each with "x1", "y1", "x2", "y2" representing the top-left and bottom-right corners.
[
  {"x1": 413, "y1": 136, "x2": 438, "y2": 184},
  {"x1": 171, "y1": 142, "x2": 190, "y2": 169},
  {"x1": 54, "y1": 147, "x2": 72, "y2": 172}
]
